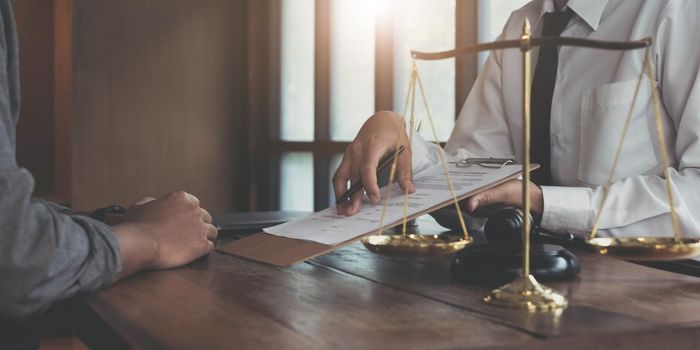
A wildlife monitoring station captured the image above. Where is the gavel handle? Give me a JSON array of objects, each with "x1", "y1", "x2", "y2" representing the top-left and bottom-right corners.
[
  {"x1": 471, "y1": 203, "x2": 511, "y2": 218},
  {"x1": 535, "y1": 228, "x2": 575, "y2": 242},
  {"x1": 475, "y1": 204, "x2": 578, "y2": 242}
]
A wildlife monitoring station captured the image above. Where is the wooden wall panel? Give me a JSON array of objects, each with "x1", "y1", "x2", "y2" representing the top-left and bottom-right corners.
[
  {"x1": 71, "y1": 0, "x2": 246, "y2": 213},
  {"x1": 14, "y1": 0, "x2": 55, "y2": 196},
  {"x1": 53, "y1": 0, "x2": 74, "y2": 204}
]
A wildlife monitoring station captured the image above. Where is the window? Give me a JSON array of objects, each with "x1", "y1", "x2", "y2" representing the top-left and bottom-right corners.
[
  {"x1": 281, "y1": 0, "x2": 315, "y2": 142},
  {"x1": 330, "y1": 0, "x2": 376, "y2": 141},
  {"x1": 478, "y1": 0, "x2": 531, "y2": 65},
  {"x1": 275, "y1": 0, "x2": 532, "y2": 212},
  {"x1": 280, "y1": 152, "x2": 314, "y2": 211},
  {"x1": 280, "y1": 0, "x2": 315, "y2": 211},
  {"x1": 393, "y1": 0, "x2": 456, "y2": 141}
]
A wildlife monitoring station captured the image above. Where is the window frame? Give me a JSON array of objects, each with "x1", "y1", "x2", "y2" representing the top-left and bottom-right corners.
[{"x1": 245, "y1": 0, "x2": 480, "y2": 212}]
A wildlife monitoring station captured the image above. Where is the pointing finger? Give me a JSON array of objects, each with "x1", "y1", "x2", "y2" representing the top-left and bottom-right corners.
[
  {"x1": 360, "y1": 149, "x2": 384, "y2": 204},
  {"x1": 347, "y1": 155, "x2": 363, "y2": 216},
  {"x1": 333, "y1": 151, "x2": 353, "y2": 214},
  {"x1": 396, "y1": 145, "x2": 415, "y2": 193}
]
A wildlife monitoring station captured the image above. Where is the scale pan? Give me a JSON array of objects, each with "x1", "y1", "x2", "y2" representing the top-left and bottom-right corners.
[
  {"x1": 587, "y1": 237, "x2": 700, "y2": 261},
  {"x1": 361, "y1": 234, "x2": 473, "y2": 257}
]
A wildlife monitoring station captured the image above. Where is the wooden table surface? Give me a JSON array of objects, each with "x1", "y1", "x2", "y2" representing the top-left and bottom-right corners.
[{"x1": 70, "y1": 232, "x2": 700, "y2": 350}]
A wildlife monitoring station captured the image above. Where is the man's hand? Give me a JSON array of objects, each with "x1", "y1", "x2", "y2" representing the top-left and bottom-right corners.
[
  {"x1": 112, "y1": 192, "x2": 218, "y2": 280},
  {"x1": 466, "y1": 180, "x2": 544, "y2": 216},
  {"x1": 332, "y1": 111, "x2": 415, "y2": 216}
]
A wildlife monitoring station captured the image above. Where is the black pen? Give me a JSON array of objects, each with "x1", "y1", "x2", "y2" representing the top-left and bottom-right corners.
[{"x1": 335, "y1": 145, "x2": 406, "y2": 205}]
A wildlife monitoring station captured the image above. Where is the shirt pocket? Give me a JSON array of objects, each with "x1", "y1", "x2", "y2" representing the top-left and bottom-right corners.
[{"x1": 578, "y1": 79, "x2": 657, "y2": 185}]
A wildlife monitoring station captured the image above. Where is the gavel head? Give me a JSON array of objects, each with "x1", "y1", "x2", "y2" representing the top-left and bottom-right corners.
[{"x1": 483, "y1": 207, "x2": 533, "y2": 253}]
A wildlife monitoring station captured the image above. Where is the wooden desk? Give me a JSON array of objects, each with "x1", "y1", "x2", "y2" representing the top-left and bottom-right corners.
[{"x1": 70, "y1": 239, "x2": 700, "y2": 349}]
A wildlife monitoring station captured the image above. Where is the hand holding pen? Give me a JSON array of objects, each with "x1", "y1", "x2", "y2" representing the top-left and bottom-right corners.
[
  {"x1": 335, "y1": 145, "x2": 405, "y2": 203},
  {"x1": 332, "y1": 112, "x2": 416, "y2": 216}
]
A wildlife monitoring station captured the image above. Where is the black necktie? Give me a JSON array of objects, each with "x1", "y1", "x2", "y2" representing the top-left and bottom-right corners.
[{"x1": 530, "y1": 9, "x2": 573, "y2": 185}]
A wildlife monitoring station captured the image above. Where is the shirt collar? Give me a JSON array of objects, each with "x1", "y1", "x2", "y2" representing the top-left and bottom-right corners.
[{"x1": 534, "y1": 0, "x2": 609, "y2": 31}]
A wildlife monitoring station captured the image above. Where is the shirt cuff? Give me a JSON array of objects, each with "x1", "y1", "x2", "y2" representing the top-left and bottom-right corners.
[
  {"x1": 540, "y1": 186, "x2": 595, "y2": 235},
  {"x1": 36, "y1": 198, "x2": 71, "y2": 214},
  {"x1": 408, "y1": 131, "x2": 439, "y2": 174},
  {"x1": 70, "y1": 215, "x2": 123, "y2": 291}
]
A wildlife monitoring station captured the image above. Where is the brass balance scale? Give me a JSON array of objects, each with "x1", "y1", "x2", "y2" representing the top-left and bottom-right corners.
[{"x1": 360, "y1": 19, "x2": 700, "y2": 311}]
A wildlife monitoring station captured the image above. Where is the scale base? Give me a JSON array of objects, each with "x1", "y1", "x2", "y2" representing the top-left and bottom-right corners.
[{"x1": 483, "y1": 274, "x2": 567, "y2": 311}]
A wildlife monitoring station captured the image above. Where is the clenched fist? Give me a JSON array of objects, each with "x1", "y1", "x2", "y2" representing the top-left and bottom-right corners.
[{"x1": 113, "y1": 191, "x2": 218, "y2": 279}]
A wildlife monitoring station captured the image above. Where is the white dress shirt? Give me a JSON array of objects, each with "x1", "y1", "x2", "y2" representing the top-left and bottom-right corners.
[{"x1": 411, "y1": 0, "x2": 700, "y2": 238}]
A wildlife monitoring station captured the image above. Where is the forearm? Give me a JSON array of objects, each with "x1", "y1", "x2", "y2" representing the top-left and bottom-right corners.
[
  {"x1": 540, "y1": 168, "x2": 700, "y2": 237},
  {"x1": 0, "y1": 174, "x2": 122, "y2": 320}
]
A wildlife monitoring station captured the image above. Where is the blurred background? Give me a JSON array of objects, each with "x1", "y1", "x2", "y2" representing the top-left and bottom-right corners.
[{"x1": 15, "y1": 0, "x2": 528, "y2": 217}]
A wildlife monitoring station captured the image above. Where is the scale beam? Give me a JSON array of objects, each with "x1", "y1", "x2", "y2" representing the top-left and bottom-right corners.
[{"x1": 411, "y1": 36, "x2": 651, "y2": 60}]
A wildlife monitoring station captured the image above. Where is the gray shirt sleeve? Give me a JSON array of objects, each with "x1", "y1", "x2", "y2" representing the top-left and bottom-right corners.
[{"x1": 0, "y1": 0, "x2": 122, "y2": 321}]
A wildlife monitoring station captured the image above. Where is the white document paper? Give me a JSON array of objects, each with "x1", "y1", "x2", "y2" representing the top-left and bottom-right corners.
[{"x1": 264, "y1": 162, "x2": 523, "y2": 246}]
